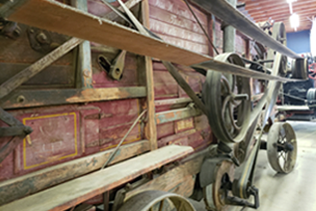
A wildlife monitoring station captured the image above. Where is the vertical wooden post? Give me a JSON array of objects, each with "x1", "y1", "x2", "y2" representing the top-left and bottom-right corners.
[
  {"x1": 141, "y1": 0, "x2": 157, "y2": 151},
  {"x1": 207, "y1": 16, "x2": 214, "y2": 57},
  {"x1": 71, "y1": 0, "x2": 93, "y2": 89}
]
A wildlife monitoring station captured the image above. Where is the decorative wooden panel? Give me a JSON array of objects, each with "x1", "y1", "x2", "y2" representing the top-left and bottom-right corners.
[{"x1": 14, "y1": 111, "x2": 81, "y2": 173}]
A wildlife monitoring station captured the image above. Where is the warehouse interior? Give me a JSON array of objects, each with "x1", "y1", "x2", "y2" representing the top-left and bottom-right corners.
[{"x1": 0, "y1": 0, "x2": 315, "y2": 211}]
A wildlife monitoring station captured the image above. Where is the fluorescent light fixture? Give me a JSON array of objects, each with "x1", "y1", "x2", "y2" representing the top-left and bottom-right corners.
[
  {"x1": 290, "y1": 13, "x2": 300, "y2": 31},
  {"x1": 287, "y1": 0, "x2": 297, "y2": 14}
]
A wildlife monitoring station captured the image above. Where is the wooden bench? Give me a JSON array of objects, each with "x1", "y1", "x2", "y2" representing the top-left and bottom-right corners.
[{"x1": 0, "y1": 145, "x2": 193, "y2": 211}]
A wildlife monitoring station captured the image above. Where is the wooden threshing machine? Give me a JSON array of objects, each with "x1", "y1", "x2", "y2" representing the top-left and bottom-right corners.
[{"x1": 0, "y1": 0, "x2": 307, "y2": 210}]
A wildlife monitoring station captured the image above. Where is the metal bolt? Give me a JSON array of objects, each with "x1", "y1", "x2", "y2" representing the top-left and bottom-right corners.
[{"x1": 17, "y1": 95, "x2": 25, "y2": 103}]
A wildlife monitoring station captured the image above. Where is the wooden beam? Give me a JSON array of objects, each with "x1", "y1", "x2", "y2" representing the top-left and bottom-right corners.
[
  {"x1": 141, "y1": 0, "x2": 157, "y2": 151},
  {"x1": 0, "y1": 140, "x2": 150, "y2": 206},
  {"x1": 0, "y1": 87, "x2": 147, "y2": 109},
  {"x1": 72, "y1": 0, "x2": 93, "y2": 89},
  {"x1": 0, "y1": 37, "x2": 82, "y2": 99},
  {"x1": 156, "y1": 107, "x2": 201, "y2": 125},
  {"x1": 0, "y1": 145, "x2": 193, "y2": 211}
]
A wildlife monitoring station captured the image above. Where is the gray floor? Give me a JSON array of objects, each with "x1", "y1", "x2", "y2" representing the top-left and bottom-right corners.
[{"x1": 193, "y1": 121, "x2": 316, "y2": 211}]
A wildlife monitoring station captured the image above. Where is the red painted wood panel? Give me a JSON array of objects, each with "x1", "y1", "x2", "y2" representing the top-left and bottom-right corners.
[{"x1": 149, "y1": 0, "x2": 209, "y2": 55}]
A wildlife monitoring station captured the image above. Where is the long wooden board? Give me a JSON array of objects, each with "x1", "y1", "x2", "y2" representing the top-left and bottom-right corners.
[
  {"x1": 0, "y1": 87, "x2": 146, "y2": 109},
  {"x1": 0, "y1": 145, "x2": 193, "y2": 211},
  {"x1": 0, "y1": 140, "x2": 150, "y2": 206},
  {"x1": 0, "y1": 0, "x2": 300, "y2": 82}
]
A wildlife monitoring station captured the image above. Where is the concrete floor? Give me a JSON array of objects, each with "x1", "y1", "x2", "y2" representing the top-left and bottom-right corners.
[{"x1": 193, "y1": 121, "x2": 316, "y2": 211}]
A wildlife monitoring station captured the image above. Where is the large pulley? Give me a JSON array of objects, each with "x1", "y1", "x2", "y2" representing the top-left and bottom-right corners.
[
  {"x1": 203, "y1": 53, "x2": 251, "y2": 144},
  {"x1": 203, "y1": 160, "x2": 234, "y2": 211},
  {"x1": 117, "y1": 190, "x2": 196, "y2": 211}
]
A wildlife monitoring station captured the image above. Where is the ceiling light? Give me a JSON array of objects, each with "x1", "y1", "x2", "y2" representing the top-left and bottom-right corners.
[{"x1": 290, "y1": 13, "x2": 300, "y2": 31}]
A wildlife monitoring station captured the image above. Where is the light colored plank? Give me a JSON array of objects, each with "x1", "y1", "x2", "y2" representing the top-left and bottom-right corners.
[
  {"x1": 0, "y1": 140, "x2": 150, "y2": 206},
  {"x1": 142, "y1": 0, "x2": 157, "y2": 151},
  {"x1": 125, "y1": 150, "x2": 205, "y2": 199},
  {"x1": 0, "y1": 145, "x2": 193, "y2": 211}
]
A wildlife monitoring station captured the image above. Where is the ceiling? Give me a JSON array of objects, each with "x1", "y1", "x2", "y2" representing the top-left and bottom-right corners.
[{"x1": 240, "y1": 0, "x2": 316, "y2": 32}]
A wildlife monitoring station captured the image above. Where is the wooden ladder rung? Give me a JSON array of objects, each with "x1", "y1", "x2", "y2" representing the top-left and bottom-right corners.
[{"x1": 0, "y1": 145, "x2": 193, "y2": 211}]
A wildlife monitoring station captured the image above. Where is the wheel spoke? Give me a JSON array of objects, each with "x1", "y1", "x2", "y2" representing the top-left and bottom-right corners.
[{"x1": 158, "y1": 200, "x2": 164, "y2": 211}]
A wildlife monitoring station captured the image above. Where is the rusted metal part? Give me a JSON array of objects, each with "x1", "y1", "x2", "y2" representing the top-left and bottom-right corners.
[
  {"x1": 0, "y1": 87, "x2": 146, "y2": 109},
  {"x1": 0, "y1": 37, "x2": 83, "y2": 99},
  {"x1": 117, "y1": 190, "x2": 196, "y2": 211},
  {"x1": 190, "y1": 0, "x2": 300, "y2": 59},
  {"x1": 109, "y1": 50, "x2": 126, "y2": 80},
  {"x1": 27, "y1": 27, "x2": 61, "y2": 53}
]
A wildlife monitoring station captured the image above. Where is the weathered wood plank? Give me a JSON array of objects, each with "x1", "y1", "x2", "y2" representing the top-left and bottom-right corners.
[
  {"x1": 141, "y1": 0, "x2": 157, "y2": 151},
  {"x1": 0, "y1": 145, "x2": 193, "y2": 211},
  {"x1": 0, "y1": 37, "x2": 82, "y2": 99},
  {"x1": 72, "y1": 0, "x2": 93, "y2": 89},
  {"x1": 0, "y1": 140, "x2": 150, "y2": 206},
  {"x1": 156, "y1": 107, "x2": 201, "y2": 125},
  {"x1": 155, "y1": 98, "x2": 192, "y2": 106},
  {"x1": 125, "y1": 149, "x2": 206, "y2": 199},
  {"x1": 0, "y1": 87, "x2": 146, "y2": 109}
]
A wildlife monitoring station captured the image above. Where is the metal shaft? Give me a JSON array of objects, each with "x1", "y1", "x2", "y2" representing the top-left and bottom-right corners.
[{"x1": 223, "y1": 0, "x2": 236, "y2": 53}]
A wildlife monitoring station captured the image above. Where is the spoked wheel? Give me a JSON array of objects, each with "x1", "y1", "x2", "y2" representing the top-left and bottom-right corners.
[
  {"x1": 267, "y1": 122, "x2": 297, "y2": 173},
  {"x1": 117, "y1": 190, "x2": 196, "y2": 211},
  {"x1": 203, "y1": 160, "x2": 234, "y2": 211},
  {"x1": 203, "y1": 53, "x2": 251, "y2": 144}
]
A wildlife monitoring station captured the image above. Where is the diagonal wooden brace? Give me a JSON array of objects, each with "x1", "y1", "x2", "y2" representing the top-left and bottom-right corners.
[{"x1": 0, "y1": 37, "x2": 83, "y2": 99}]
